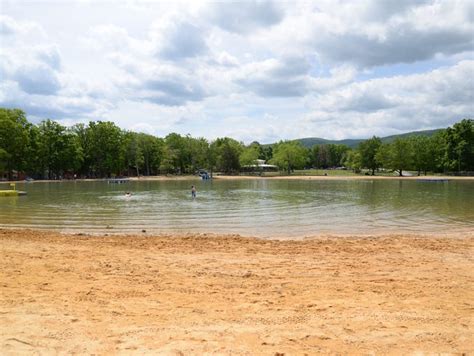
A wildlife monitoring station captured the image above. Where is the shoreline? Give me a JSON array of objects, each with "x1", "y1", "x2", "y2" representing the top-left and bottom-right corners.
[
  {"x1": 1, "y1": 226, "x2": 473, "y2": 241},
  {"x1": 1, "y1": 174, "x2": 474, "y2": 185},
  {"x1": 1, "y1": 228, "x2": 472, "y2": 354},
  {"x1": 213, "y1": 174, "x2": 474, "y2": 181}
]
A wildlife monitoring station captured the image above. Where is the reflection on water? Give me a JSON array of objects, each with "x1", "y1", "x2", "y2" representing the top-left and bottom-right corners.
[{"x1": 0, "y1": 179, "x2": 473, "y2": 237}]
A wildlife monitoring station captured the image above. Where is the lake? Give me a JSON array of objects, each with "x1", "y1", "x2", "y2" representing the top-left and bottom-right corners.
[{"x1": 1, "y1": 179, "x2": 473, "y2": 237}]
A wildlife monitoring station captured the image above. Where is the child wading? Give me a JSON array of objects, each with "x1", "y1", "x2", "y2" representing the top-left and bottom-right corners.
[{"x1": 191, "y1": 185, "x2": 196, "y2": 199}]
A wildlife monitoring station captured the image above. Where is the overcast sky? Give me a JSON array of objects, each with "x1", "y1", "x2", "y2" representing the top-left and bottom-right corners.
[{"x1": 0, "y1": 0, "x2": 473, "y2": 143}]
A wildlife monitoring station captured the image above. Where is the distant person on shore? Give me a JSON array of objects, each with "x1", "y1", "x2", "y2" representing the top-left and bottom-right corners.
[{"x1": 191, "y1": 185, "x2": 196, "y2": 199}]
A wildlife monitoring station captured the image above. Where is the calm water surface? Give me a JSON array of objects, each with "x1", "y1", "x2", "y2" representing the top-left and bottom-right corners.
[{"x1": 1, "y1": 179, "x2": 473, "y2": 237}]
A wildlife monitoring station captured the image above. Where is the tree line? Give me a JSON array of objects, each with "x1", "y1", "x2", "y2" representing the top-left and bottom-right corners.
[
  {"x1": 0, "y1": 108, "x2": 472, "y2": 179},
  {"x1": 344, "y1": 119, "x2": 474, "y2": 176}
]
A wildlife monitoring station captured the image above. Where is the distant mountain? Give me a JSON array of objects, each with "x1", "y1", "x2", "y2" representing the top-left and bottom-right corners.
[{"x1": 288, "y1": 128, "x2": 442, "y2": 149}]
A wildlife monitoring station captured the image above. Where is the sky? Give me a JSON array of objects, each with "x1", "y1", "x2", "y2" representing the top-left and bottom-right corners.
[{"x1": 0, "y1": 0, "x2": 473, "y2": 143}]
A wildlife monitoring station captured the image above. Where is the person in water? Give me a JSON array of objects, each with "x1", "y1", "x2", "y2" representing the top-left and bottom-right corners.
[
  {"x1": 191, "y1": 185, "x2": 196, "y2": 198},
  {"x1": 125, "y1": 192, "x2": 132, "y2": 197}
]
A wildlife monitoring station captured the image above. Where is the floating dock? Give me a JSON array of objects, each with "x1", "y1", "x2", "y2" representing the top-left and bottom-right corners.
[
  {"x1": 0, "y1": 190, "x2": 27, "y2": 197},
  {"x1": 418, "y1": 179, "x2": 449, "y2": 182},
  {"x1": 107, "y1": 178, "x2": 130, "y2": 184}
]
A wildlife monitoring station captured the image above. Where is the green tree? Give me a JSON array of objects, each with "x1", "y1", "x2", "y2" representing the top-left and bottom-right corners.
[
  {"x1": 428, "y1": 132, "x2": 447, "y2": 173},
  {"x1": 443, "y1": 119, "x2": 474, "y2": 172},
  {"x1": 358, "y1": 136, "x2": 382, "y2": 175},
  {"x1": 344, "y1": 150, "x2": 361, "y2": 173},
  {"x1": 328, "y1": 144, "x2": 351, "y2": 167},
  {"x1": 310, "y1": 145, "x2": 324, "y2": 168},
  {"x1": 159, "y1": 145, "x2": 177, "y2": 174},
  {"x1": 187, "y1": 136, "x2": 209, "y2": 173},
  {"x1": 85, "y1": 121, "x2": 123, "y2": 177},
  {"x1": 36, "y1": 120, "x2": 82, "y2": 179},
  {"x1": 123, "y1": 132, "x2": 144, "y2": 176},
  {"x1": 138, "y1": 133, "x2": 164, "y2": 175},
  {"x1": 0, "y1": 148, "x2": 8, "y2": 173},
  {"x1": 239, "y1": 145, "x2": 260, "y2": 167},
  {"x1": 410, "y1": 135, "x2": 431, "y2": 176},
  {"x1": 261, "y1": 145, "x2": 273, "y2": 162},
  {"x1": 25, "y1": 125, "x2": 41, "y2": 177},
  {"x1": 62, "y1": 129, "x2": 83, "y2": 174},
  {"x1": 270, "y1": 141, "x2": 307, "y2": 174},
  {"x1": 0, "y1": 108, "x2": 30, "y2": 179},
  {"x1": 376, "y1": 138, "x2": 413, "y2": 176},
  {"x1": 165, "y1": 133, "x2": 189, "y2": 174},
  {"x1": 210, "y1": 137, "x2": 243, "y2": 174},
  {"x1": 71, "y1": 123, "x2": 90, "y2": 177}
]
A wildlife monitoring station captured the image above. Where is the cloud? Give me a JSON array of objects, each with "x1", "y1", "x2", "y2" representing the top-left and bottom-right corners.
[
  {"x1": 13, "y1": 64, "x2": 61, "y2": 95},
  {"x1": 1, "y1": 44, "x2": 63, "y2": 96},
  {"x1": 151, "y1": 17, "x2": 208, "y2": 60},
  {"x1": 1, "y1": 1, "x2": 472, "y2": 142},
  {"x1": 0, "y1": 15, "x2": 45, "y2": 37},
  {"x1": 317, "y1": 88, "x2": 396, "y2": 113},
  {"x1": 304, "y1": 60, "x2": 474, "y2": 138},
  {"x1": 315, "y1": 24, "x2": 473, "y2": 68},
  {"x1": 131, "y1": 64, "x2": 208, "y2": 106},
  {"x1": 362, "y1": 0, "x2": 431, "y2": 21},
  {"x1": 35, "y1": 45, "x2": 61, "y2": 69},
  {"x1": 210, "y1": 51, "x2": 240, "y2": 67},
  {"x1": 0, "y1": 15, "x2": 17, "y2": 35},
  {"x1": 0, "y1": 81, "x2": 112, "y2": 121},
  {"x1": 236, "y1": 57, "x2": 311, "y2": 97},
  {"x1": 308, "y1": 1, "x2": 474, "y2": 68},
  {"x1": 207, "y1": 0, "x2": 284, "y2": 33}
]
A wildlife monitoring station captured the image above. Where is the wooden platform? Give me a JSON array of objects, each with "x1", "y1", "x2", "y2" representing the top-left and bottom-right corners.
[
  {"x1": 0, "y1": 190, "x2": 27, "y2": 197},
  {"x1": 107, "y1": 178, "x2": 130, "y2": 184}
]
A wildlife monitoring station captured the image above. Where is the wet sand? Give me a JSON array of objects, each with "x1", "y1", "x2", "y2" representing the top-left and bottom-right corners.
[{"x1": 0, "y1": 229, "x2": 472, "y2": 354}]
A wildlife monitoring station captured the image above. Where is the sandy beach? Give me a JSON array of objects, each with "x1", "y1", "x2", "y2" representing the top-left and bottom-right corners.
[{"x1": 0, "y1": 229, "x2": 472, "y2": 354}]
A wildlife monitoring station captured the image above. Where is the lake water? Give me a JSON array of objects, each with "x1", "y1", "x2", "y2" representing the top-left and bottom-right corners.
[{"x1": 1, "y1": 179, "x2": 473, "y2": 237}]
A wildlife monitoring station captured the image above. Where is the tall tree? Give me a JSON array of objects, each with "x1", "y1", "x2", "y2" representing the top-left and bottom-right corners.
[
  {"x1": 165, "y1": 133, "x2": 189, "y2": 174},
  {"x1": 138, "y1": 133, "x2": 164, "y2": 176},
  {"x1": 410, "y1": 135, "x2": 431, "y2": 176},
  {"x1": 36, "y1": 120, "x2": 82, "y2": 179},
  {"x1": 328, "y1": 144, "x2": 351, "y2": 167},
  {"x1": 0, "y1": 108, "x2": 30, "y2": 179},
  {"x1": 443, "y1": 119, "x2": 474, "y2": 172},
  {"x1": 187, "y1": 136, "x2": 209, "y2": 173},
  {"x1": 376, "y1": 138, "x2": 413, "y2": 176},
  {"x1": 123, "y1": 132, "x2": 144, "y2": 176},
  {"x1": 344, "y1": 150, "x2": 361, "y2": 172},
  {"x1": 239, "y1": 145, "x2": 260, "y2": 167},
  {"x1": 358, "y1": 136, "x2": 382, "y2": 175},
  {"x1": 270, "y1": 141, "x2": 307, "y2": 174},
  {"x1": 261, "y1": 145, "x2": 273, "y2": 162},
  {"x1": 311, "y1": 144, "x2": 335, "y2": 168},
  {"x1": 211, "y1": 137, "x2": 243, "y2": 174},
  {"x1": 85, "y1": 121, "x2": 123, "y2": 177}
]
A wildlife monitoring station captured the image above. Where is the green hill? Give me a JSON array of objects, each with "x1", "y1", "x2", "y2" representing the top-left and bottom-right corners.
[{"x1": 290, "y1": 128, "x2": 442, "y2": 149}]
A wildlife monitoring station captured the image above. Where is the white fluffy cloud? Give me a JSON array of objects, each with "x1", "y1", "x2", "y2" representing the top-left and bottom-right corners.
[
  {"x1": 0, "y1": 1, "x2": 472, "y2": 142},
  {"x1": 205, "y1": 0, "x2": 284, "y2": 34}
]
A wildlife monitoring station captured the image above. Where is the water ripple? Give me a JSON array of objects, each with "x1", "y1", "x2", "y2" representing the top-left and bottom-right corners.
[{"x1": 1, "y1": 180, "x2": 473, "y2": 237}]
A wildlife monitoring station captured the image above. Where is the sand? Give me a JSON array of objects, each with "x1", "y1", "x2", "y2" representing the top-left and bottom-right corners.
[{"x1": 0, "y1": 229, "x2": 473, "y2": 355}]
